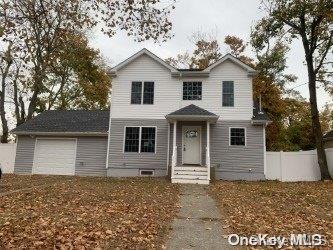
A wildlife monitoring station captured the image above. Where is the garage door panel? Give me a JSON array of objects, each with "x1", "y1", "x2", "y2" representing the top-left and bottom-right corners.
[{"x1": 33, "y1": 139, "x2": 76, "y2": 176}]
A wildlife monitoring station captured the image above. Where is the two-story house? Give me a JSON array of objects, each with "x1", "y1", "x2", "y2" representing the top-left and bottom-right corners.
[{"x1": 12, "y1": 49, "x2": 269, "y2": 184}]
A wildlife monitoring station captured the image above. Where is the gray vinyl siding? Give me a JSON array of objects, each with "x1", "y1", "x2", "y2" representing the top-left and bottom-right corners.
[
  {"x1": 107, "y1": 119, "x2": 168, "y2": 176},
  {"x1": 211, "y1": 121, "x2": 265, "y2": 180},
  {"x1": 14, "y1": 135, "x2": 35, "y2": 174},
  {"x1": 75, "y1": 137, "x2": 108, "y2": 176},
  {"x1": 168, "y1": 120, "x2": 264, "y2": 180}
]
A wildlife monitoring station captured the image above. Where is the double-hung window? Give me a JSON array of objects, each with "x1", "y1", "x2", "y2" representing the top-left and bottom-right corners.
[
  {"x1": 131, "y1": 81, "x2": 154, "y2": 104},
  {"x1": 183, "y1": 82, "x2": 202, "y2": 100},
  {"x1": 230, "y1": 128, "x2": 246, "y2": 146},
  {"x1": 124, "y1": 127, "x2": 156, "y2": 153},
  {"x1": 222, "y1": 81, "x2": 234, "y2": 107},
  {"x1": 124, "y1": 127, "x2": 140, "y2": 152}
]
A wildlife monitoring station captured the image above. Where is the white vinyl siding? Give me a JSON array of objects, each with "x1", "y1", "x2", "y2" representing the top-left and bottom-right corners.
[
  {"x1": 111, "y1": 54, "x2": 253, "y2": 120},
  {"x1": 32, "y1": 138, "x2": 76, "y2": 175}
]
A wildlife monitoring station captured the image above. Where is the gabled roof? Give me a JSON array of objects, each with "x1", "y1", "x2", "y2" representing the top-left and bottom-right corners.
[
  {"x1": 166, "y1": 104, "x2": 219, "y2": 122},
  {"x1": 203, "y1": 54, "x2": 256, "y2": 75},
  {"x1": 110, "y1": 48, "x2": 256, "y2": 77},
  {"x1": 110, "y1": 48, "x2": 178, "y2": 76},
  {"x1": 167, "y1": 104, "x2": 217, "y2": 117},
  {"x1": 251, "y1": 101, "x2": 271, "y2": 125},
  {"x1": 12, "y1": 110, "x2": 109, "y2": 136}
]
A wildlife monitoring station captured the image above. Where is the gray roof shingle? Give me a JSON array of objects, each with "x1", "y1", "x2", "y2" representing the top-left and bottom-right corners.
[
  {"x1": 252, "y1": 101, "x2": 269, "y2": 121},
  {"x1": 166, "y1": 104, "x2": 218, "y2": 117},
  {"x1": 12, "y1": 110, "x2": 109, "y2": 134}
]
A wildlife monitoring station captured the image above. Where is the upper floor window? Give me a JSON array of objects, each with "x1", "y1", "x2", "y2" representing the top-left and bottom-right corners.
[
  {"x1": 143, "y1": 82, "x2": 154, "y2": 104},
  {"x1": 230, "y1": 128, "x2": 246, "y2": 146},
  {"x1": 131, "y1": 81, "x2": 154, "y2": 104},
  {"x1": 222, "y1": 81, "x2": 234, "y2": 107},
  {"x1": 183, "y1": 82, "x2": 202, "y2": 100},
  {"x1": 124, "y1": 126, "x2": 156, "y2": 153}
]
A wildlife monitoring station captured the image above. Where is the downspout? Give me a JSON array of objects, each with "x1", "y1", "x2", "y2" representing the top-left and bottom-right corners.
[{"x1": 105, "y1": 88, "x2": 113, "y2": 171}]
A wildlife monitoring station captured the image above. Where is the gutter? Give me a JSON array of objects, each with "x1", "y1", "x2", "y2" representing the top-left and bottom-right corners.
[
  {"x1": 251, "y1": 119, "x2": 272, "y2": 126},
  {"x1": 165, "y1": 114, "x2": 219, "y2": 123},
  {"x1": 171, "y1": 71, "x2": 210, "y2": 77},
  {"x1": 13, "y1": 131, "x2": 108, "y2": 137}
]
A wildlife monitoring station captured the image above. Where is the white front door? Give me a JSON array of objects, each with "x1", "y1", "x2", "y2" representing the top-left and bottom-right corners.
[{"x1": 182, "y1": 126, "x2": 201, "y2": 165}]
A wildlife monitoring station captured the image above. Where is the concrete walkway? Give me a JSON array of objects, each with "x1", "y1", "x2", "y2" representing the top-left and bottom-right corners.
[{"x1": 166, "y1": 184, "x2": 235, "y2": 250}]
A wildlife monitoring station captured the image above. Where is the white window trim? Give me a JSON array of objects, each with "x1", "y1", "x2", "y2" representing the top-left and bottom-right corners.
[
  {"x1": 229, "y1": 127, "x2": 246, "y2": 147},
  {"x1": 130, "y1": 81, "x2": 155, "y2": 105},
  {"x1": 222, "y1": 81, "x2": 235, "y2": 107},
  {"x1": 182, "y1": 81, "x2": 203, "y2": 101},
  {"x1": 123, "y1": 126, "x2": 157, "y2": 154}
]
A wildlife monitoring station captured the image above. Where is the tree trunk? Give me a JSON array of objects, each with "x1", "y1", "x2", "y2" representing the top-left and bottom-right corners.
[
  {"x1": 0, "y1": 108, "x2": 9, "y2": 143},
  {"x1": 0, "y1": 61, "x2": 11, "y2": 143},
  {"x1": 306, "y1": 60, "x2": 331, "y2": 180}
]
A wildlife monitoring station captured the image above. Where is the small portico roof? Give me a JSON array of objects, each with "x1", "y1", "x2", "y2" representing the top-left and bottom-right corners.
[{"x1": 165, "y1": 104, "x2": 219, "y2": 122}]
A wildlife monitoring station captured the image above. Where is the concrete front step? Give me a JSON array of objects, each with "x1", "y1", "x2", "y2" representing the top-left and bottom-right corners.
[
  {"x1": 174, "y1": 171, "x2": 207, "y2": 176},
  {"x1": 174, "y1": 166, "x2": 208, "y2": 172},
  {"x1": 172, "y1": 178, "x2": 210, "y2": 185},
  {"x1": 173, "y1": 175, "x2": 208, "y2": 180}
]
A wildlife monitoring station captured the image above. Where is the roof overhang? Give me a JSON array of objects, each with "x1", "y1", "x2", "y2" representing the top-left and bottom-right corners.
[
  {"x1": 14, "y1": 131, "x2": 108, "y2": 137},
  {"x1": 203, "y1": 54, "x2": 257, "y2": 77},
  {"x1": 251, "y1": 120, "x2": 272, "y2": 126},
  {"x1": 165, "y1": 115, "x2": 219, "y2": 123},
  {"x1": 110, "y1": 48, "x2": 178, "y2": 77},
  {"x1": 109, "y1": 49, "x2": 257, "y2": 78},
  {"x1": 171, "y1": 71, "x2": 210, "y2": 78}
]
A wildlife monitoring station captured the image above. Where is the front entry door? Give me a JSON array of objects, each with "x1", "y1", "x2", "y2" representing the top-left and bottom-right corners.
[{"x1": 182, "y1": 126, "x2": 201, "y2": 165}]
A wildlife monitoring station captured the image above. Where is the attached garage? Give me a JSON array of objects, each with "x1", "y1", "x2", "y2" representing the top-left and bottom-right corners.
[
  {"x1": 33, "y1": 138, "x2": 77, "y2": 175},
  {"x1": 12, "y1": 110, "x2": 110, "y2": 176}
]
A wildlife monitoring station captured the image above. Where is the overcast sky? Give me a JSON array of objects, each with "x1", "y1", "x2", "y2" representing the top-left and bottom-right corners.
[{"x1": 89, "y1": 0, "x2": 332, "y2": 109}]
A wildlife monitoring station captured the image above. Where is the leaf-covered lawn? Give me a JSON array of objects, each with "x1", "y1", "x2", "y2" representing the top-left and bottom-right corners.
[
  {"x1": 0, "y1": 175, "x2": 180, "y2": 249},
  {"x1": 0, "y1": 174, "x2": 72, "y2": 193},
  {"x1": 209, "y1": 181, "x2": 333, "y2": 248}
]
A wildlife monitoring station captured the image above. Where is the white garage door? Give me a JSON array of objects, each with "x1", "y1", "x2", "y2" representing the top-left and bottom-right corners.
[{"x1": 33, "y1": 139, "x2": 77, "y2": 175}]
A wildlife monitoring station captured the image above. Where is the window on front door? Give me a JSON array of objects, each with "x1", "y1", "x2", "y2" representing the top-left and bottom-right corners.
[
  {"x1": 124, "y1": 127, "x2": 156, "y2": 153},
  {"x1": 131, "y1": 81, "x2": 154, "y2": 104},
  {"x1": 230, "y1": 128, "x2": 246, "y2": 146},
  {"x1": 183, "y1": 82, "x2": 202, "y2": 100},
  {"x1": 222, "y1": 81, "x2": 234, "y2": 107}
]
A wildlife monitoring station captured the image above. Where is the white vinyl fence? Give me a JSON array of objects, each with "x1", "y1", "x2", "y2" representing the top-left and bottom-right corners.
[
  {"x1": 0, "y1": 143, "x2": 17, "y2": 173},
  {"x1": 266, "y1": 149, "x2": 333, "y2": 181}
]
